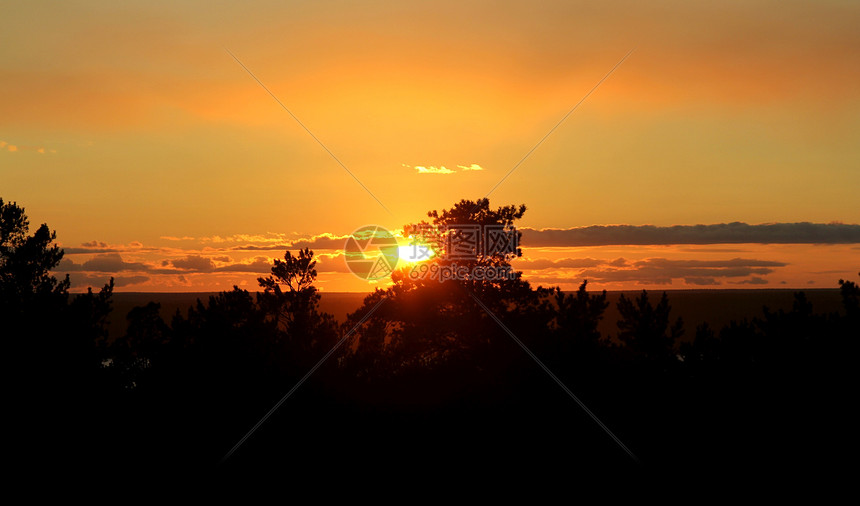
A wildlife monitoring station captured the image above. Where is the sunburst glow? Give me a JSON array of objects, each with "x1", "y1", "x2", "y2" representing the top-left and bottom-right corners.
[{"x1": 397, "y1": 241, "x2": 436, "y2": 266}]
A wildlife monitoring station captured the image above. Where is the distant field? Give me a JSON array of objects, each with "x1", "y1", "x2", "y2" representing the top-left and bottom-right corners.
[{"x1": 107, "y1": 289, "x2": 845, "y2": 342}]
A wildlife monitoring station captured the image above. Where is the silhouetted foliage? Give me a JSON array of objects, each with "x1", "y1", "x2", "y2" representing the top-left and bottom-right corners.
[
  {"x1": 679, "y1": 322, "x2": 717, "y2": 366},
  {"x1": 64, "y1": 278, "x2": 115, "y2": 374},
  {"x1": 839, "y1": 272, "x2": 859, "y2": 321},
  {"x1": 257, "y1": 248, "x2": 338, "y2": 371},
  {"x1": 553, "y1": 280, "x2": 609, "y2": 346},
  {"x1": 342, "y1": 199, "x2": 553, "y2": 389},
  {"x1": 616, "y1": 290, "x2": 683, "y2": 363},
  {"x1": 1, "y1": 198, "x2": 114, "y2": 373},
  {"x1": 107, "y1": 301, "x2": 169, "y2": 390},
  {"x1": 1, "y1": 198, "x2": 115, "y2": 467},
  {"x1": 1, "y1": 198, "x2": 69, "y2": 331},
  {"x1": 4, "y1": 195, "x2": 857, "y2": 474}
]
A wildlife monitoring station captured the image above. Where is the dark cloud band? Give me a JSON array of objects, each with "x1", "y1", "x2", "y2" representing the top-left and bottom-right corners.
[{"x1": 521, "y1": 222, "x2": 860, "y2": 247}]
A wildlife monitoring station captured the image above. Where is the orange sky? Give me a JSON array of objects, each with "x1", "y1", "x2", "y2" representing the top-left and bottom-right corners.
[{"x1": 2, "y1": 1, "x2": 858, "y2": 292}]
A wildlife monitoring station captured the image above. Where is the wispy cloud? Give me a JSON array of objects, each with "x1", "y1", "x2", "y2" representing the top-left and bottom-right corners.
[
  {"x1": 1, "y1": 140, "x2": 54, "y2": 154},
  {"x1": 215, "y1": 256, "x2": 273, "y2": 273},
  {"x1": 199, "y1": 233, "x2": 288, "y2": 244},
  {"x1": 403, "y1": 163, "x2": 485, "y2": 175},
  {"x1": 62, "y1": 240, "x2": 161, "y2": 255},
  {"x1": 415, "y1": 165, "x2": 454, "y2": 174},
  {"x1": 457, "y1": 163, "x2": 484, "y2": 171}
]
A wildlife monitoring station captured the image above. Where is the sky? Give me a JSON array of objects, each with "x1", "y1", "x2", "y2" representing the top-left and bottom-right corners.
[{"x1": 1, "y1": 0, "x2": 859, "y2": 292}]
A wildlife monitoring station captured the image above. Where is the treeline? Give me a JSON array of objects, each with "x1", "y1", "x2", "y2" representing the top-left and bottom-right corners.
[{"x1": 3, "y1": 197, "x2": 857, "y2": 475}]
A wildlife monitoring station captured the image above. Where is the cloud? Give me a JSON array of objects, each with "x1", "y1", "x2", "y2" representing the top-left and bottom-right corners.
[
  {"x1": 59, "y1": 251, "x2": 279, "y2": 277},
  {"x1": 113, "y1": 275, "x2": 151, "y2": 288},
  {"x1": 199, "y1": 233, "x2": 293, "y2": 244},
  {"x1": 457, "y1": 164, "x2": 484, "y2": 171},
  {"x1": 284, "y1": 233, "x2": 349, "y2": 251},
  {"x1": 512, "y1": 255, "x2": 788, "y2": 287},
  {"x1": 520, "y1": 274, "x2": 587, "y2": 286},
  {"x1": 414, "y1": 165, "x2": 454, "y2": 174},
  {"x1": 160, "y1": 255, "x2": 275, "y2": 274},
  {"x1": 637, "y1": 258, "x2": 786, "y2": 268},
  {"x1": 404, "y1": 163, "x2": 484, "y2": 174},
  {"x1": 59, "y1": 253, "x2": 151, "y2": 272},
  {"x1": 64, "y1": 247, "x2": 119, "y2": 254},
  {"x1": 64, "y1": 232, "x2": 350, "y2": 256},
  {"x1": 188, "y1": 232, "x2": 351, "y2": 252},
  {"x1": 82, "y1": 240, "x2": 110, "y2": 248},
  {"x1": 732, "y1": 277, "x2": 769, "y2": 285},
  {"x1": 170, "y1": 255, "x2": 216, "y2": 272},
  {"x1": 67, "y1": 274, "x2": 151, "y2": 289},
  {"x1": 514, "y1": 257, "x2": 606, "y2": 270},
  {"x1": 214, "y1": 256, "x2": 273, "y2": 273},
  {"x1": 678, "y1": 247, "x2": 751, "y2": 253},
  {"x1": 521, "y1": 222, "x2": 860, "y2": 247},
  {"x1": 62, "y1": 240, "x2": 161, "y2": 255},
  {"x1": 579, "y1": 257, "x2": 786, "y2": 285},
  {"x1": 1, "y1": 140, "x2": 53, "y2": 154},
  {"x1": 684, "y1": 277, "x2": 721, "y2": 286}
]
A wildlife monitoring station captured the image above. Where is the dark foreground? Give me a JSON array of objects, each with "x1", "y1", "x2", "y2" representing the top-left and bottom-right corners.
[{"x1": 10, "y1": 285, "x2": 857, "y2": 482}]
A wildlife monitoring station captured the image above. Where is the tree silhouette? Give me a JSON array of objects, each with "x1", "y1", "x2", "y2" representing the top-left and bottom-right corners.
[
  {"x1": 342, "y1": 198, "x2": 553, "y2": 389},
  {"x1": 1, "y1": 198, "x2": 114, "y2": 369},
  {"x1": 679, "y1": 322, "x2": 718, "y2": 367},
  {"x1": 1, "y1": 197, "x2": 116, "y2": 467},
  {"x1": 839, "y1": 272, "x2": 859, "y2": 322},
  {"x1": 106, "y1": 301, "x2": 169, "y2": 390},
  {"x1": 0, "y1": 198, "x2": 69, "y2": 324},
  {"x1": 552, "y1": 280, "x2": 609, "y2": 346},
  {"x1": 616, "y1": 290, "x2": 683, "y2": 362},
  {"x1": 65, "y1": 278, "x2": 115, "y2": 374},
  {"x1": 7, "y1": 195, "x2": 859, "y2": 471},
  {"x1": 259, "y1": 247, "x2": 318, "y2": 293},
  {"x1": 257, "y1": 248, "x2": 338, "y2": 371},
  {"x1": 405, "y1": 198, "x2": 525, "y2": 286}
]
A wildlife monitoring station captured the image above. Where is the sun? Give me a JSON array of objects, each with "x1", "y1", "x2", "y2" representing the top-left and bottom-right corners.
[{"x1": 397, "y1": 238, "x2": 436, "y2": 267}]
